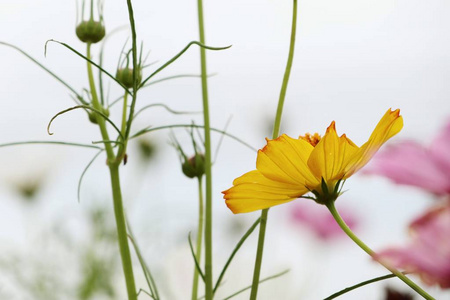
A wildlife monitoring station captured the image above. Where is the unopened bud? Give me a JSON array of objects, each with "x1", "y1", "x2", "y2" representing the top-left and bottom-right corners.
[
  {"x1": 182, "y1": 153, "x2": 205, "y2": 179},
  {"x1": 88, "y1": 107, "x2": 109, "y2": 124},
  {"x1": 76, "y1": 20, "x2": 105, "y2": 44},
  {"x1": 116, "y1": 68, "x2": 142, "y2": 89}
]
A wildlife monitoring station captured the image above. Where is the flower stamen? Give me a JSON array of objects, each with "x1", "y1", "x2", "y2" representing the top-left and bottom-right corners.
[{"x1": 299, "y1": 133, "x2": 321, "y2": 147}]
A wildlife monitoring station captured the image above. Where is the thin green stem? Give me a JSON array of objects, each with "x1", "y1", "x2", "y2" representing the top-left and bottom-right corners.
[
  {"x1": 272, "y1": 0, "x2": 298, "y2": 137},
  {"x1": 121, "y1": 92, "x2": 129, "y2": 136},
  {"x1": 196, "y1": 0, "x2": 213, "y2": 298},
  {"x1": 250, "y1": 1, "x2": 298, "y2": 299},
  {"x1": 249, "y1": 209, "x2": 268, "y2": 300},
  {"x1": 123, "y1": 0, "x2": 138, "y2": 148},
  {"x1": 89, "y1": 0, "x2": 94, "y2": 20},
  {"x1": 192, "y1": 178, "x2": 205, "y2": 300},
  {"x1": 86, "y1": 43, "x2": 114, "y2": 159},
  {"x1": 87, "y1": 43, "x2": 137, "y2": 300},
  {"x1": 109, "y1": 164, "x2": 138, "y2": 300},
  {"x1": 117, "y1": 91, "x2": 129, "y2": 159},
  {"x1": 326, "y1": 201, "x2": 434, "y2": 300}
]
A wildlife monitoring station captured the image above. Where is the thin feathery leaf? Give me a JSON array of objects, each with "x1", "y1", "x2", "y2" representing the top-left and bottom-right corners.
[
  {"x1": 45, "y1": 39, "x2": 132, "y2": 95},
  {"x1": 0, "y1": 41, "x2": 82, "y2": 100},
  {"x1": 221, "y1": 270, "x2": 289, "y2": 300},
  {"x1": 324, "y1": 273, "x2": 408, "y2": 300},
  {"x1": 91, "y1": 139, "x2": 124, "y2": 146},
  {"x1": 134, "y1": 104, "x2": 201, "y2": 119},
  {"x1": 0, "y1": 141, "x2": 102, "y2": 150},
  {"x1": 47, "y1": 105, "x2": 123, "y2": 140},
  {"x1": 142, "y1": 73, "x2": 216, "y2": 87},
  {"x1": 128, "y1": 230, "x2": 160, "y2": 300},
  {"x1": 213, "y1": 116, "x2": 232, "y2": 163},
  {"x1": 108, "y1": 95, "x2": 124, "y2": 109},
  {"x1": 137, "y1": 289, "x2": 155, "y2": 299},
  {"x1": 77, "y1": 150, "x2": 104, "y2": 202},
  {"x1": 188, "y1": 232, "x2": 205, "y2": 282},
  {"x1": 131, "y1": 124, "x2": 257, "y2": 152},
  {"x1": 140, "y1": 41, "x2": 231, "y2": 87},
  {"x1": 214, "y1": 217, "x2": 261, "y2": 294}
]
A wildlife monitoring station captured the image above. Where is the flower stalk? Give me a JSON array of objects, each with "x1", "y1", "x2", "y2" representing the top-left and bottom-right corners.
[
  {"x1": 250, "y1": 0, "x2": 298, "y2": 298},
  {"x1": 86, "y1": 42, "x2": 137, "y2": 300},
  {"x1": 196, "y1": 0, "x2": 214, "y2": 298},
  {"x1": 192, "y1": 177, "x2": 205, "y2": 300},
  {"x1": 326, "y1": 201, "x2": 435, "y2": 300}
]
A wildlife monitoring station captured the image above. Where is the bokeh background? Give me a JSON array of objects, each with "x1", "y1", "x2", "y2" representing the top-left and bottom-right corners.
[{"x1": 0, "y1": 0, "x2": 449, "y2": 299}]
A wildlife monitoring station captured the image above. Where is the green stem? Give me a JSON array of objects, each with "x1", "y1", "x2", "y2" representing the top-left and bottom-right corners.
[
  {"x1": 121, "y1": 92, "x2": 129, "y2": 137},
  {"x1": 250, "y1": 1, "x2": 298, "y2": 299},
  {"x1": 123, "y1": 0, "x2": 138, "y2": 148},
  {"x1": 117, "y1": 91, "x2": 129, "y2": 160},
  {"x1": 249, "y1": 209, "x2": 268, "y2": 300},
  {"x1": 86, "y1": 43, "x2": 137, "y2": 300},
  {"x1": 196, "y1": 0, "x2": 214, "y2": 298},
  {"x1": 86, "y1": 43, "x2": 114, "y2": 159},
  {"x1": 326, "y1": 201, "x2": 434, "y2": 300},
  {"x1": 192, "y1": 177, "x2": 205, "y2": 300},
  {"x1": 89, "y1": 0, "x2": 94, "y2": 20},
  {"x1": 109, "y1": 163, "x2": 138, "y2": 300},
  {"x1": 272, "y1": 0, "x2": 298, "y2": 137}
]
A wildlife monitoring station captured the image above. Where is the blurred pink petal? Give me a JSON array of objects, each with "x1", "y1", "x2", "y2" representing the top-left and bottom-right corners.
[
  {"x1": 365, "y1": 120, "x2": 450, "y2": 195},
  {"x1": 430, "y1": 121, "x2": 450, "y2": 175},
  {"x1": 376, "y1": 201, "x2": 450, "y2": 288},
  {"x1": 290, "y1": 201, "x2": 357, "y2": 241}
]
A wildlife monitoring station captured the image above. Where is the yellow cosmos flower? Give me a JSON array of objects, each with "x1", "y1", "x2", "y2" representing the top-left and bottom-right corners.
[{"x1": 223, "y1": 109, "x2": 403, "y2": 214}]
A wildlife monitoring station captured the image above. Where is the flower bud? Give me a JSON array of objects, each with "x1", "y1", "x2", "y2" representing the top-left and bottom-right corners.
[
  {"x1": 182, "y1": 153, "x2": 205, "y2": 179},
  {"x1": 115, "y1": 68, "x2": 142, "y2": 89},
  {"x1": 76, "y1": 20, "x2": 105, "y2": 44},
  {"x1": 88, "y1": 107, "x2": 109, "y2": 124},
  {"x1": 137, "y1": 138, "x2": 156, "y2": 161}
]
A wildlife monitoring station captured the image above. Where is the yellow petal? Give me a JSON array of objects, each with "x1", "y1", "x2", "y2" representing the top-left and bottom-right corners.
[
  {"x1": 344, "y1": 108, "x2": 403, "y2": 177},
  {"x1": 256, "y1": 134, "x2": 317, "y2": 186},
  {"x1": 308, "y1": 122, "x2": 359, "y2": 184},
  {"x1": 223, "y1": 170, "x2": 308, "y2": 214}
]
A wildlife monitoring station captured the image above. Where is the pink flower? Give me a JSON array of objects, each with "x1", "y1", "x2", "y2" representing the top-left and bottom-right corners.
[
  {"x1": 376, "y1": 201, "x2": 450, "y2": 288},
  {"x1": 290, "y1": 201, "x2": 357, "y2": 241},
  {"x1": 365, "y1": 121, "x2": 450, "y2": 195}
]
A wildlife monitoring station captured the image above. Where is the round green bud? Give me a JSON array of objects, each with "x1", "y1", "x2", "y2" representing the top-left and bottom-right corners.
[
  {"x1": 138, "y1": 139, "x2": 156, "y2": 161},
  {"x1": 88, "y1": 112, "x2": 98, "y2": 124},
  {"x1": 182, "y1": 154, "x2": 205, "y2": 179},
  {"x1": 76, "y1": 20, "x2": 105, "y2": 44},
  {"x1": 115, "y1": 68, "x2": 142, "y2": 89},
  {"x1": 88, "y1": 107, "x2": 109, "y2": 124}
]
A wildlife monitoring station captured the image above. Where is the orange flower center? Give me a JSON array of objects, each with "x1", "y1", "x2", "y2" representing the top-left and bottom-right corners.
[{"x1": 299, "y1": 133, "x2": 321, "y2": 147}]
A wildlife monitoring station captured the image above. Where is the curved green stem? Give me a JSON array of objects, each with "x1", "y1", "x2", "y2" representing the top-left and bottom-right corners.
[
  {"x1": 324, "y1": 272, "x2": 406, "y2": 300},
  {"x1": 86, "y1": 43, "x2": 137, "y2": 300},
  {"x1": 326, "y1": 201, "x2": 434, "y2": 300},
  {"x1": 196, "y1": 0, "x2": 214, "y2": 298},
  {"x1": 250, "y1": 1, "x2": 298, "y2": 299},
  {"x1": 192, "y1": 178, "x2": 205, "y2": 300}
]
